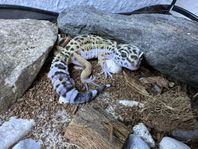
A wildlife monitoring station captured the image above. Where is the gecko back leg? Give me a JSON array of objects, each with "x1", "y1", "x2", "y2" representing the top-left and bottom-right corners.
[{"x1": 72, "y1": 52, "x2": 99, "y2": 90}]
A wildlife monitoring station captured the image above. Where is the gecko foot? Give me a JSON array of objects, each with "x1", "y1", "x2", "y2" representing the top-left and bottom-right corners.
[
  {"x1": 100, "y1": 62, "x2": 112, "y2": 78},
  {"x1": 81, "y1": 75, "x2": 100, "y2": 90}
]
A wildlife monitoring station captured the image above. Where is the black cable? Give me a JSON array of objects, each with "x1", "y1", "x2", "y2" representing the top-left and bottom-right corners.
[
  {"x1": 0, "y1": 4, "x2": 58, "y2": 22},
  {"x1": 168, "y1": 0, "x2": 177, "y2": 11},
  {"x1": 119, "y1": 4, "x2": 170, "y2": 15},
  {"x1": 172, "y1": 5, "x2": 198, "y2": 22}
]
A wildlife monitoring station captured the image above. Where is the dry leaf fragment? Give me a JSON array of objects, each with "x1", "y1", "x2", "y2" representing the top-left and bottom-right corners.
[{"x1": 139, "y1": 76, "x2": 174, "y2": 89}]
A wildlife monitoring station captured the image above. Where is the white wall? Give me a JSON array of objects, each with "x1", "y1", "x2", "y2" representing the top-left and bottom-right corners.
[
  {"x1": 0, "y1": 0, "x2": 172, "y2": 13},
  {"x1": 176, "y1": 0, "x2": 198, "y2": 15},
  {"x1": 170, "y1": 0, "x2": 198, "y2": 20}
]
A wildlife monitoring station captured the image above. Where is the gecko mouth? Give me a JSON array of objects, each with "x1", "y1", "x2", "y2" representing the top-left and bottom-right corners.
[
  {"x1": 129, "y1": 53, "x2": 143, "y2": 70},
  {"x1": 126, "y1": 52, "x2": 143, "y2": 70},
  {"x1": 128, "y1": 65, "x2": 139, "y2": 70},
  {"x1": 127, "y1": 60, "x2": 142, "y2": 70}
]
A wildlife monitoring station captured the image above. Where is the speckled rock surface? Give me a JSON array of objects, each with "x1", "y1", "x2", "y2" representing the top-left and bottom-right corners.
[
  {"x1": 0, "y1": 19, "x2": 58, "y2": 113},
  {"x1": 58, "y1": 6, "x2": 198, "y2": 87}
]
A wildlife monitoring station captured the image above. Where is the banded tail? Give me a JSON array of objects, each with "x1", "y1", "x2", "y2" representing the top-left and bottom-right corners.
[{"x1": 48, "y1": 60, "x2": 109, "y2": 104}]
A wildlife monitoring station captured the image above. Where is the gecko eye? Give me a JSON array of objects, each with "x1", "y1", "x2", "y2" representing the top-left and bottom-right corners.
[
  {"x1": 130, "y1": 55, "x2": 138, "y2": 60},
  {"x1": 121, "y1": 51, "x2": 127, "y2": 57}
]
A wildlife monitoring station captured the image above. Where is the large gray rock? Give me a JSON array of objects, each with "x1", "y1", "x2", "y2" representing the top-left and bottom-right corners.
[
  {"x1": 0, "y1": 0, "x2": 171, "y2": 13},
  {"x1": 58, "y1": 6, "x2": 198, "y2": 87},
  {"x1": 0, "y1": 117, "x2": 35, "y2": 149},
  {"x1": 13, "y1": 139, "x2": 41, "y2": 149},
  {"x1": 0, "y1": 19, "x2": 58, "y2": 113}
]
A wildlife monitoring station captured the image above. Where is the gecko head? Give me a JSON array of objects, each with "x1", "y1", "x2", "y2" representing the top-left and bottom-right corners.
[{"x1": 113, "y1": 44, "x2": 143, "y2": 70}]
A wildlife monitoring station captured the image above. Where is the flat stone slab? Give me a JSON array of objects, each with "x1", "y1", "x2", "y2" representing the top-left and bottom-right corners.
[
  {"x1": 58, "y1": 6, "x2": 198, "y2": 87},
  {"x1": 0, "y1": 19, "x2": 58, "y2": 113}
]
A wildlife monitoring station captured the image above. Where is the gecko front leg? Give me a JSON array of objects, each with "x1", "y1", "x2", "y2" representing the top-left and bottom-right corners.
[
  {"x1": 73, "y1": 52, "x2": 99, "y2": 90},
  {"x1": 98, "y1": 52, "x2": 113, "y2": 78}
]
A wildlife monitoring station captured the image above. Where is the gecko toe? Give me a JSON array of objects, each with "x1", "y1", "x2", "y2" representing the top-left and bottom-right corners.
[{"x1": 81, "y1": 75, "x2": 99, "y2": 89}]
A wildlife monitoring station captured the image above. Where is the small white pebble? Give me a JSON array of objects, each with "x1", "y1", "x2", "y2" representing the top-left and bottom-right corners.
[
  {"x1": 126, "y1": 134, "x2": 150, "y2": 149},
  {"x1": 118, "y1": 99, "x2": 144, "y2": 108},
  {"x1": 133, "y1": 123, "x2": 155, "y2": 147},
  {"x1": 159, "y1": 137, "x2": 190, "y2": 149},
  {"x1": 105, "y1": 84, "x2": 111, "y2": 88}
]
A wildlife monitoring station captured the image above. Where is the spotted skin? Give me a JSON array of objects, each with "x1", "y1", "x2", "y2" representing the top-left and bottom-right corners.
[{"x1": 48, "y1": 35, "x2": 143, "y2": 104}]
